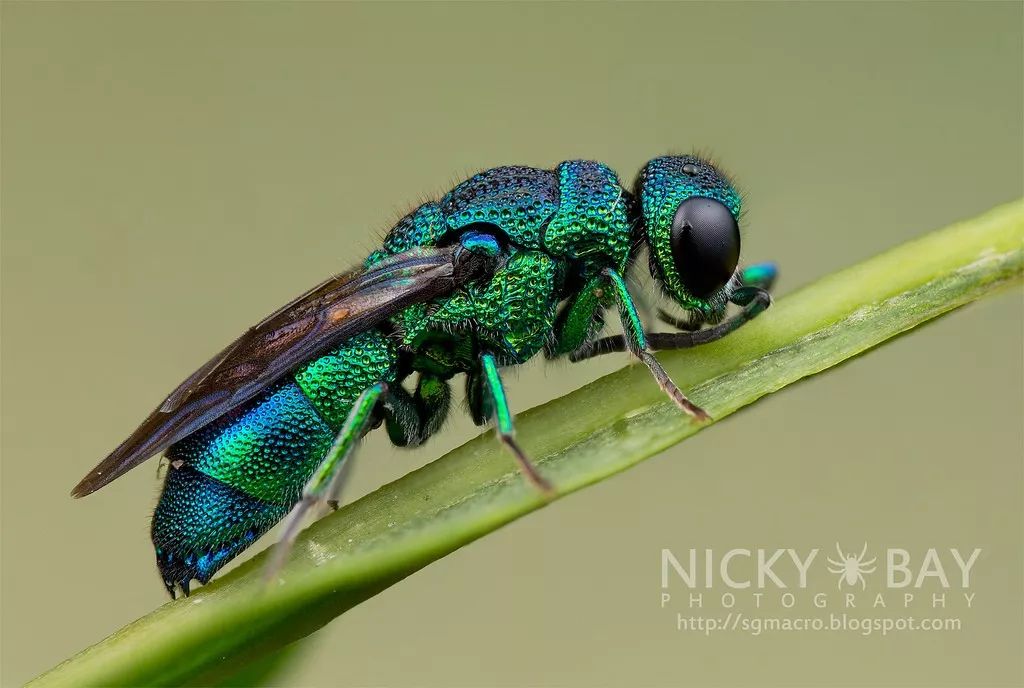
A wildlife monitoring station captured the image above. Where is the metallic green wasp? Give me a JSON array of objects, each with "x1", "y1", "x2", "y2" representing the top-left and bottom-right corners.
[{"x1": 72, "y1": 155, "x2": 777, "y2": 597}]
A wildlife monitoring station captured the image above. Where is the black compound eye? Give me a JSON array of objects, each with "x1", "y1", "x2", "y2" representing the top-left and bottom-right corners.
[{"x1": 669, "y1": 197, "x2": 740, "y2": 299}]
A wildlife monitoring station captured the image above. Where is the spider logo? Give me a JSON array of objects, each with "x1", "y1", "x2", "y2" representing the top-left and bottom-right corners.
[{"x1": 826, "y1": 542, "x2": 877, "y2": 590}]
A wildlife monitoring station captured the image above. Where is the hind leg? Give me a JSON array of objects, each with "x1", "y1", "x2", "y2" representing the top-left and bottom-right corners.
[{"x1": 264, "y1": 382, "x2": 387, "y2": 583}]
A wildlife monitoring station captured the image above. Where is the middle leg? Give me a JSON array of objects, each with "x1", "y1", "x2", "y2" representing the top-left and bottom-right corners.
[
  {"x1": 467, "y1": 353, "x2": 553, "y2": 494},
  {"x1": 383, "y1": 373, "x2": 452, "y2": 448}
]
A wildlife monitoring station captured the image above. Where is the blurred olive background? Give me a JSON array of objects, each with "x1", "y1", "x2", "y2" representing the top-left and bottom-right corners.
[{"x1": 2, "y1": 2, "x2": 1022, "y2": 686}]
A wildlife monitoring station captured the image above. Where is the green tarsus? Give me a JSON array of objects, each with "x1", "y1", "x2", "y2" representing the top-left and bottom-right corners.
[{"x1": 28, "y1": 199, "x2": 1024, "y2": 688}]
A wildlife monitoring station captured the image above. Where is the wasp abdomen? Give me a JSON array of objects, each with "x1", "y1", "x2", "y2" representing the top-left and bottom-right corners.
[
  {"x1": 152, "y1": 465, "x2": 289, "y2": 594},
  {"x1": 152, "y1": 331, "x2": 400, "y2": 594}
]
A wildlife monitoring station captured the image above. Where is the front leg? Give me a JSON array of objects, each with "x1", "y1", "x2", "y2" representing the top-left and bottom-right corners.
[
  {"x1": 659, "y1": 261, "x2": 777, "y2": 331},
  {"x1": 573, "y1": 262, "x2": 777, "y2": 360},
  {"x1": 601, "y1": 269, "x2": 711, "y2": 422}
]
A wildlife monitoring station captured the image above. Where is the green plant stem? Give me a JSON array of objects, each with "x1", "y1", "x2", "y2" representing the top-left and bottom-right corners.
[{"x1": 31, "y1": 200, "x2": 1024, "y2": 687}]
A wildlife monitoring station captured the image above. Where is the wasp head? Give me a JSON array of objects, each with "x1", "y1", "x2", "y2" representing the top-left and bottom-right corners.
[{"x1": 637, "y1": 155, "x2": 743, "y2": 322}]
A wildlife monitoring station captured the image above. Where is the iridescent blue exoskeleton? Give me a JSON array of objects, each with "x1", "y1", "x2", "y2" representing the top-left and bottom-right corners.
[{"x1": 73, "y1": 155, "x2": 777, "y2": 596}]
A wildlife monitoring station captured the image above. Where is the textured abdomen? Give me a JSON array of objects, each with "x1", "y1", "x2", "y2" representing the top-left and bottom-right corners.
[{"x1": 152, "y1": 330, "x2": 399, "y2": 591}]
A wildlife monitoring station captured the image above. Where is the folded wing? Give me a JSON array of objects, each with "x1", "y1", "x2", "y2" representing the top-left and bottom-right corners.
[{"x1": 72, "y1": 245, "x2": 487, "y2": 497}]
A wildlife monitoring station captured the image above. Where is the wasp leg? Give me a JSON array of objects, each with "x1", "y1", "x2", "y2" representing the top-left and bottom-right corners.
[
  {"x1": 472, "y1": 353, "x2": 553, "y2": 494},
  {"x1": 574, "y1": 284, "x2": 773, "y2": 361},
  {"x1": 656, "y1": 308, "x2": 703, "y2": 331},
  {"x1": 264, "y1": 382, "x2": 387, "y2": 584},
  {"x1": 573, "y1": 262, "x2": 778, "y2": 362},
  {"x1": 659, "y1": 261, "x2": 776, "y2": 331},
  {"x1": 465, "y1": 369, "x2": 489, "y2": 427},
  {"x1": 594, "y1": 268, "x2": 710, "y2": 422},
  {"x1": 381, "y1": 383, "x2": 421, "y2": 446},
  {"x1": 383, "y1": 374, "x2": 451, "y2": 447},
  {"x1": 545, "y1": 275, "x2": 610, "y2": 358},
  {"x1": 647, "y1": 286, "x2": 772, "y2": 350}
]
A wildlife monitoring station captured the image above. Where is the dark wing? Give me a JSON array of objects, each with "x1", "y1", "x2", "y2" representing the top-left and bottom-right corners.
[{"x1": 73, "y1": 244, "x2": 489, "y2": 497}]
